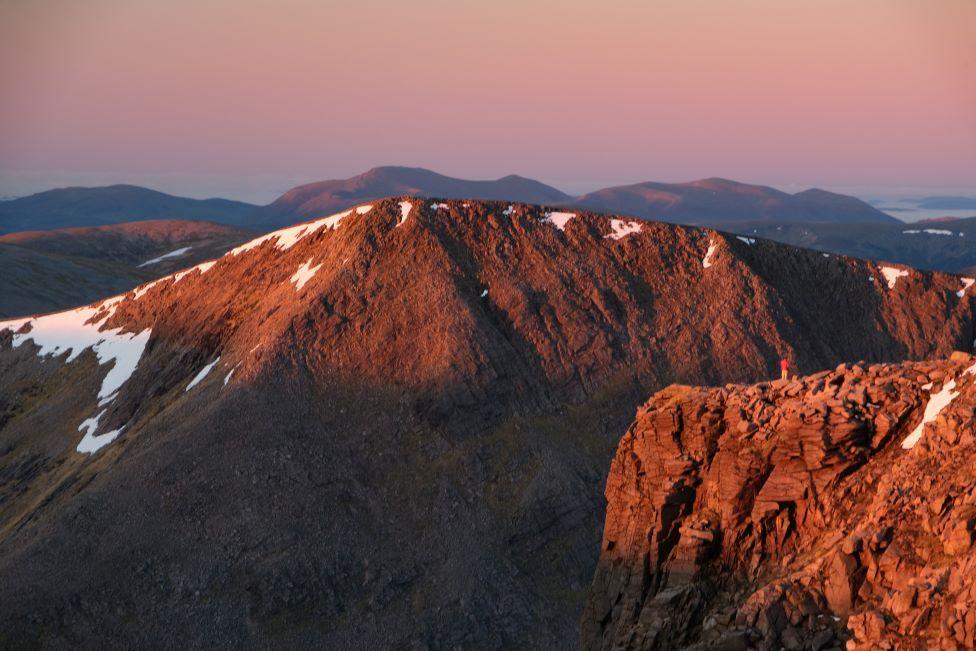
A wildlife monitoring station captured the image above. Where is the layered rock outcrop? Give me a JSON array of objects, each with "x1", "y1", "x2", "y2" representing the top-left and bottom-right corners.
[{"x1": 583, "y1": 354, "x2": 976, "y2": 650}]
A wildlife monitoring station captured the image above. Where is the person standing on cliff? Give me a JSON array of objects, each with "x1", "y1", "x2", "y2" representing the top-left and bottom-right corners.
[{"x1": 780, "y1": 357, "x2": 790, "y2": 381}]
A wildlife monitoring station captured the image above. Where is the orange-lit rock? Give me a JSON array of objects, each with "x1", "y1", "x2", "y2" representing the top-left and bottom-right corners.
[{"x1": 583, "y1": 356, "x2": 976, "y2": 650}]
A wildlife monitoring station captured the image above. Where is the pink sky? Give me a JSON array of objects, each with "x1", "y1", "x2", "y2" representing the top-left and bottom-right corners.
[{"x1": 1, "y1": 0, "x2": 974, "y2": 203}]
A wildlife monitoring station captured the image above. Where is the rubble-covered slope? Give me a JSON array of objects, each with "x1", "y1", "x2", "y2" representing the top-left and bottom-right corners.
[
  {"x1": 1, "y1": 199, "x2": 975, "y2": 647},
  {"x1": 583, "y1": 354, "x2": 976, "y2": 650}
]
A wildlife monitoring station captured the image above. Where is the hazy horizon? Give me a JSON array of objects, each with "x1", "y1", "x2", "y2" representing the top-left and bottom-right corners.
[
  {"x1": 0, "y1": 163, "x2": 976, "y2": 210},
  {"x1": 2, "y1": 0, "x2": 974, "y2": 208}
]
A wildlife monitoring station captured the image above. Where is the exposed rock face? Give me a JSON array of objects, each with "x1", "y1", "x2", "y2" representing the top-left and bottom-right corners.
[
  {"x1": 583, "y1": 355, "x2": 976, "y2": 650},
  {"x1": 1, "y1": 199, "x2": 975, "y2": 647}
]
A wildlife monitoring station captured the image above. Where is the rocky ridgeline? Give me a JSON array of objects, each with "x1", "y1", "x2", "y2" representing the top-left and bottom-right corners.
[
  {"x1": 583, "y1": 354, "x2": 976, "y2": 650},
  {"x1": 3, "y1": 198, "x2": 976, "y2": 647}
]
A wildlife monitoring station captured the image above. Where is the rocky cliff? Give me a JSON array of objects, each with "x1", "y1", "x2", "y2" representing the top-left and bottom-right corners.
[
  {"x1": 583, "y1": 354, "x2": 976, "y2": 650},
  {"x1": 1, "y1": 198, "x2": 975, "y2": 647}
]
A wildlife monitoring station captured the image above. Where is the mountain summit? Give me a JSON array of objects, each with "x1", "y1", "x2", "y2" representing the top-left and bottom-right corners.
[
  {"x1": 0, "y1": 199, "x2": 971, "y2": 647},
  {"x1": 252, "y1": 166, "x2": 573, "y2": 228},
  {"x1": 258, "y1": 170, "x2": 896, "y2": 230},
  {"x1": 2, "y1": 170, "x2": 898, "y2": 236}
]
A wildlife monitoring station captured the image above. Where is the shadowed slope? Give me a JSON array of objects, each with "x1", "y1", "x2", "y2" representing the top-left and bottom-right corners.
[{"x1": 0, "y1": 199, "x2": 971, "y2": 647}]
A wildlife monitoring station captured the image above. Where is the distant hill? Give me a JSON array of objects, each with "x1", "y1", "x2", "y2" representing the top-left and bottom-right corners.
[
  {"x1": 2, "y1": 171, "x2": 902, "y2": 236},
  {"x1": 0, "y1": 185, "x2": 257, "y2": 233},
  {"x1": 574, "y1": 177, "x2": 897, "y2": 225},
  {"x1": 251, "y1": 166, "x2": 573, "y2": 228},
  {"x1": 0, "y1": 219, "x2": 252, "y2": 317}
]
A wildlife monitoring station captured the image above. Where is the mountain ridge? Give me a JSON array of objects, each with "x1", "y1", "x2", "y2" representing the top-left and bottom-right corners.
[
  {"x1": 249, "y1": 166, "x2": 574, "y2": 228},
  {"x1": 574, "y1": 178, "x2": 896, "y2": 225},
  {"x1": 3, "y1": 168, "x2": 898, "y2": 236},
  {"x1": 0, "y1": 198, "x2": 972, "y2": 647}
]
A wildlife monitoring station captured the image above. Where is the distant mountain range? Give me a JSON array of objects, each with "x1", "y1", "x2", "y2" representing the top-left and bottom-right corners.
[
  {"x1": 0, "y1": 184, "x2": 257, "y2": 233},
  {"x1": 0, "y1": 167, "x2": 896, "y2": 234},
  {"x1": 250, "y1": 168, "x2": 896, "y2": 229},
  {"x1": 14, "y1": 168, "x2": 976, "y2": 281},
  {"x1": 250, "y1": 166, "x2": 573, "y2": 228},
  {"x1": 573, "y1": 177, "x2": 896, "y2": 225}
]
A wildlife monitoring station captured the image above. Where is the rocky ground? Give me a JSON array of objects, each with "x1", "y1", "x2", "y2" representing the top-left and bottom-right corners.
[
  {"x1": 2, "y1": 198, "x2": 975, "y2": 647},
  {"x1": 583, "y1": 353, "x2": 976, "y2": 650}
]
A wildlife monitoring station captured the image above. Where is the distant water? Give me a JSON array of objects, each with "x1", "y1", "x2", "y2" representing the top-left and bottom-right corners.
[{"x1": 871, "y1": 198, "x2": 976, "y2": 223}]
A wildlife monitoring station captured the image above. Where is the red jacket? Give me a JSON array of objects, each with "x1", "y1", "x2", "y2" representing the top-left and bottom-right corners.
[{"x1": 780, "y1": 359, "x2": 789, "y2": 371}]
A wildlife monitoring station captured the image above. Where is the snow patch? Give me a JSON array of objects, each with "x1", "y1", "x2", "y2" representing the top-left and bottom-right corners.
[
  {"x1": 0, "y1": 296, "x2": 152, "y2": 454},
  {"x1": 356, "y1": 205, "x2": 373, "y2": 214},
  {"x1": 605, "y1": 219, "x2": 642, "y2": 240},
  {"x1": 430, "y1": 202, "x2": 449, "y2": 210},
  {"x1": 957, "y1": 278, "x2": 975, "y2": 298},
  {"x1": 903, "y1": 229, "x2": 953, "y2": 236},
  {"x1": 503, "y1": 205, "x2": 514, "y2": 216},
  {"x1": 822, "y1": 253, "x2": 830, "y2": 258},
  {"x1": 543, "y1": 212, "x2": 575, "y2": 231},
  {"x1": 172, "y1": 260, "x2": 216, "y2": 284},
  {"x1": 138, "y1": 247, "x2": 192, "y2": 267},
  {"x1": 223, "y1": 362, "x2": 241, "y2": 387},
  {"x1": 291, "y1": 259, "x2": 323, "y2": 291},
  {"x1": 77, "y1": 410, "x2": 125, "y2": 454},
  {"x1": 0, "y1": 316, "x2": 31, "y2": 334},
  {"x1": 0, "y1": 299, "x2": 150, "y2": 402},
  {"x1": 880, "y1": 266, "x2": 908, "y2": 289},
  {"x1": 132, "y1": 278, "x2": 164, "y2": 300},
  {"x1": 397, "y1": 201, "x2": 412, "y2": 227},
  {"x1": 186, "y1": 357, "x2": 220, "y2": 392},
  {"x1": 736, "y1": 236, "x2": 756, "y2": 245},
  {"x1": 702, "y1": 239, "x2": 718, "y2": 269},
  {"x1": 901, "y1": 379, "x2": 959, "y2": 449},
  {"x1": 230, "y1": 208, "x2": 355, "y2": 255},
  {"x1": 480, "y1": 289, "x2": 488, "y2": 298}
]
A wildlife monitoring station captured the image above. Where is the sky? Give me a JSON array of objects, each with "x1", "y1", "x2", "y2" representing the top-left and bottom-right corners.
[{"x1": 1, "y1": 0, "x2": 974, "y2": 204}]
